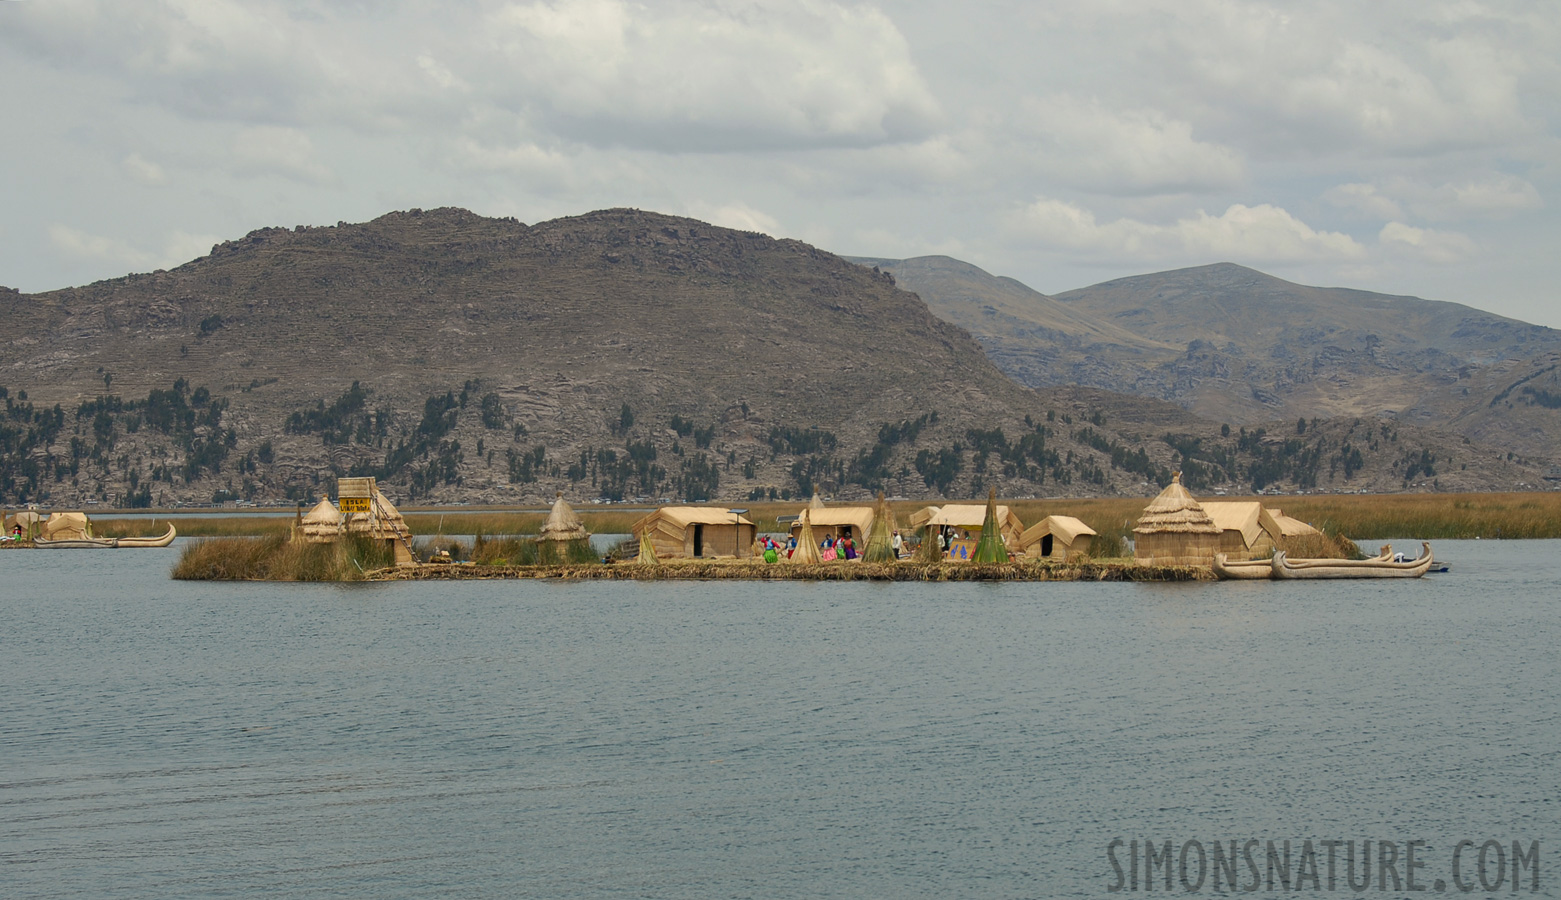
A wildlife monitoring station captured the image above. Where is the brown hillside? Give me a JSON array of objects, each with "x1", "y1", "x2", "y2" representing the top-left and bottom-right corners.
[{"x1": 0, "y1": 210, "x2": 1544, "y2": 507}]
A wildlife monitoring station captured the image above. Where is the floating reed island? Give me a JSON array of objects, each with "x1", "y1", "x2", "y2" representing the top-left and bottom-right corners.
[{"x1": 170, "y1": 479, "x2": 1391, "y2": 583}]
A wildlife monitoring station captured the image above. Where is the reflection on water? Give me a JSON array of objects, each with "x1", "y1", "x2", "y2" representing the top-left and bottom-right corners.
[{"x1": 3, "y1": 540, "x2": 1559, "y2": 898}]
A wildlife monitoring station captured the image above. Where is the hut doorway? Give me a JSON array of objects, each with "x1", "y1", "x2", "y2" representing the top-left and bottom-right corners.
[
  {"x1": 693, "y1": 524, "x2": 705, "y2": 557},
  {"x1": 1041, "y1": 534, "x2": 1054, "y2": 557}
]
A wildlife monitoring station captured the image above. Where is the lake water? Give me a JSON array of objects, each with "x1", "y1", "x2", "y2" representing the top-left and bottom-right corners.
[{"x1": 3, "y1": 540, "x2": 1557, "y2": 898}]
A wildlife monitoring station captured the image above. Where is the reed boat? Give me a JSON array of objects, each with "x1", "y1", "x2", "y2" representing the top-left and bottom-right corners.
[
  {"x1": 1270, "y1": 542, "x2": 1434, "y2": 579},
  {"x1": 34, "y1": 523, "x2": 177, "y2": 549},
  {"x1": 1214, "y1": 545, "x2": 1395, "y2": 580},
  {"x1": 33, "y1": 536, "x2": 118, "y2": 549},
  {"x1": 1212, "y1": 554, "x2": 1274, "y2": 579},
  {"x1": 114, "y1": 524, "x2": 177, "y2": 548}
]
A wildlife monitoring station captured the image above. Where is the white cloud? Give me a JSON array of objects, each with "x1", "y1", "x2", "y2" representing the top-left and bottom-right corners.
[
  {"x1": 685, "y1": 202, "x2": 781, "y2": 237},
  {"x1": 1324, "y1": 183, "x2": 1405, "y2": 220},
  {"x1": 481, "y1": 0, "x2": 942, "y2": 152},
  {"x1": 1009, "y1": 199, "x2": 1367, "y2": 263},
  {"x1": 121, "y1": 153, "x2": 167, "y2": 186},
  {"x1": 48, "y1": 224, "x2": 222, "y2": 271},
  {"x1": 1016, "y1": 96, "x2": 1245, "y2": 195},
  {"x1": 1327, "y1": 174, "x2": 1542, "y2": 222},
  {"x1": 231, "y1": 126, "x2": 335, "y2": 185},
  {"x1": 1378, "y1": 222, "x2": 1476, "y2": 264}
]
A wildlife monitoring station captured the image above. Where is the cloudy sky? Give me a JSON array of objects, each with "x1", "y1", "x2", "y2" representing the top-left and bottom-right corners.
[{"x1": 3, "y1": 0, "x2": 1557, "y2": 325}]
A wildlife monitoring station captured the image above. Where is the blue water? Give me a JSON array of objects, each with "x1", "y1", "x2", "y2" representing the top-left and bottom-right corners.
[{"x1": 3, "y1": 540, "x2": 1557, "y2": 898}]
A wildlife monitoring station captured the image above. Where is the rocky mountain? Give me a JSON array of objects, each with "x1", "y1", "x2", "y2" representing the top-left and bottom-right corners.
[
  {"x1": 857, "y1": 257, "x2": 1561, "y2": 462},
  {"x1": 0, "y1": 210, "x2": 1544, "y2": 508}
]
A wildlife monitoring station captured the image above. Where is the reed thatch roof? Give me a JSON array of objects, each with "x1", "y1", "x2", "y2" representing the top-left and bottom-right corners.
[
  {"x1": 300, "y1": 498, "x2": 345, "y2": 540},
  {"x1": 539, "y1": 492, "x2": 589, "y2": 542},
  {"x1": 906, "y1": 505, "x2": 940, "y2": 528},
  {"x1": 1133, "y1": 474, "x2": 1219, "y2": 534},
  {"x1": 634, "y1": 506, "x2": 755, "y2": 530},
  {"x1": 41, "y1": 511, "x2": 91, "y2": 541},
  {"x1": 1019, "y1": 515, "x2": 1097, "y2": 547},
  {"x1": 1266, "y1": 508, "x2": 1322, "y2": 537},
  {"x1": 808, "y1": 492, "x2": 827, "y2": 511},
  {"x1": 1201, "y1": 501, "x2": 1280, "y2": 548},
  {"x1": 788, "y1": 505, "x2": 873, "y2": 536}
]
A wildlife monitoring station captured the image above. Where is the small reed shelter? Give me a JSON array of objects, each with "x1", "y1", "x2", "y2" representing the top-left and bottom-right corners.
[
  {"x1": 632, "y1": 506, "x2": 756, "y2": 559},
  {"x1": 788, "y1": 504, "x2": 874, "y2": 545},
  {"x1": 40, "y1": 511, "x2": 93, "y2": 542},
  {"x1": 539, "y1": 492, "x2": 590, "y2": 544},
  {"x1": 298, "y1": 497, "x2": 346, "y2": 543},
  {"x1": 4, "y1": 508, "x2": 46, "y2": 540},
  {"x1": 1201, "y1": 501, "x2": 1283, "y2": 560},
  {"x1": 926, "y1": 503, "x2": 1024, "y2": 547},
  {"x1": 1018, "y1": 515, "x2": 1097, "y2": 561},
  {"x1": 1267, "y1": 508, "x2": 1323, "y2": 545},
  {"x1": 1132, "y1": 474, "x2": 1221, "y2": 567}
]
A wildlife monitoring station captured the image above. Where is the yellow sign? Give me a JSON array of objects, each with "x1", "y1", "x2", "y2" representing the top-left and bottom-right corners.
[
  {"x1": 340, "y1": 497, "x2": 371, "y2": 514},
  {"x1": 947, "y1": 539, "x2": 977, "y2": 561}
]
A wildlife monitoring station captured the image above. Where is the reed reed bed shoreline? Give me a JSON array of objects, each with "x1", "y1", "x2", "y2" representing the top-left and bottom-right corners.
[{"x1": 364, "y1": 559, "x2": 1212, "y2": 583}]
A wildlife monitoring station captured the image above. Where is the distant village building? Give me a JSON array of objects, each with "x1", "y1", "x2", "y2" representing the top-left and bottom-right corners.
[
  {"x1": 539, "y1": 492, "x2": 589, "y2": 545},
  {"x1": 926, "y1": 503, "x2": 1025, "y2": 546},
  {"x1": 299, "y1": 497, "x2": 346, "y2": 543},
  {"x1": 632, "y1": 506, "x2": 756, "y2": 559}
]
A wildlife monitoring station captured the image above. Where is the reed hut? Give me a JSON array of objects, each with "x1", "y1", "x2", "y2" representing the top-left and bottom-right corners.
[
  {"x1": 1267, "y1": 508, "x2": 1323, "y2": 544},
  {"x1": 339, "y1": 478, "x2": 414, "y2": 565},
  {"x1": 1201, "y1": 501, "x2": 1282, "y2": 560},
  {"x1": 632, "y1": 506, "x2": 756, "y2": 559},
  {"x1": 1018, "y1": 515, "x2": 1097, "y2": 561},
  {"x1": 788, "y1": 504, "x2": 874, "y2": 545},
  {"x1": 926, "y1": 503, "x2": 1024, "y2": 546},
  {"x1": 40, "y1": 511, "x2": 93, "y2": 541},
  {"x1": 1132, "y1": 473, "x2": 1221, "y2": 567},
  {"x1": 906, "y1": 505, "x2": 940, "y2": 529},
  {"x1": 539, "y1": 492, "x2": 590, "y2": 543},
  {"x1": 5, "y1": 509, "x2": 45, "y2": 540},
  {"x1": 299, "y1": 497, "x2": 345, "y2": 543},
  {"x1": 808, "y1": 492, "x2": 827, "y2": 511}
]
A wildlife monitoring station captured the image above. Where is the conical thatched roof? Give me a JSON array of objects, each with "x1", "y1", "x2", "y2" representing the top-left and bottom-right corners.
[
  {"x1": 540, "y1": 492, "x2": 589, "y2": 542},
  {"x1": 791, "y1": 509, "x2": 822, "y2": 564},
  {"x1": 1133, "y1": 473, "x2": 1219, "y2": 534},
  {"x1": 862, "y1": 492, "x2": 899, "y2": 563},
  {"x1": 971, "y1": 488, "x2": 1010, "y2": 563},
  {"x1": 808, "y1": 492, "x2": 827, "y2": 511}
]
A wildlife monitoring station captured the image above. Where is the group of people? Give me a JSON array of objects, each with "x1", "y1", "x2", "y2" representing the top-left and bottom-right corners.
[{"x1": 756, "y1": 529, "x2": 910, "y2": 563}]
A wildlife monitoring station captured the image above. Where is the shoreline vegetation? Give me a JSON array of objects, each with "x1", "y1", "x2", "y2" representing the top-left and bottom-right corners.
[{"x1": 98, "y1": 490, "x2": 1561, "y2": 542}]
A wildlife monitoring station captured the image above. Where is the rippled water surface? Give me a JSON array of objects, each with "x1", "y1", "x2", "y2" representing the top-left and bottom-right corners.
[{"x1": 4, "y1": 540, "x2": 1558, "y2": 898}]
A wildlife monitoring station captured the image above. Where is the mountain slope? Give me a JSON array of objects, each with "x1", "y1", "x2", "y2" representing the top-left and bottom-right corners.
[
  {"x1": 0, "y1": 211, "x2": 1542, "y2": 507},
  {"x1": 862, "y1": 257, "x2": 1561, "y2": 461}
]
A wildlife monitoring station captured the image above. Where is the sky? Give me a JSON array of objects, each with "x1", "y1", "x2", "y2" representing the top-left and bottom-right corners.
[{"x1": 2, "y1": 0, "x2": 1558, "y2": 326}]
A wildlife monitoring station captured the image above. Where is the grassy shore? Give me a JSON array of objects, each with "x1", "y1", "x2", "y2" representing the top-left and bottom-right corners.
[{"x1": 172, "y1": 534, "x2": 394, "y2": 581}]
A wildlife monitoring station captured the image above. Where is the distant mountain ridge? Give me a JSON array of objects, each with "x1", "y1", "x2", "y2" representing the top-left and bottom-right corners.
[
  {"x1": 856, "y1": 256, "x2": 1561, "y2": 462},
  {"x1": 0, "y1": 209, "x2": 1544, "y2": 508}
]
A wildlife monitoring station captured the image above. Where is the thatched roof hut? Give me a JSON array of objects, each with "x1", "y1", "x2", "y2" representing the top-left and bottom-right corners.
[
  {"x1": 1267, "y1": 508, "x2": 1322, "y2": 539},
  {"x1": 927, "y1": 503, "x2": 1024, "y2": 546},
  {"x1": 1202, "y1": 501, "x2": 1282, "y2": 559},
  {"x1": 632, "y1": 506, "x2": 756, "y2": 559},
  {"x1": 299, "y1": 498, "x2": 345, "y2": 543},
  {"x1": 539, "y1": 492, "x2": 589, "y2": 543},
  {"x1": 1018, "y1": 515, "x2": 1097, "y2": 561},
  {"x1": 5, "y1": 509, "x2": 45, "y2": 539},
  {"x1": 906, "y1": 505, "x2": 940, "y2": 528},
  {"x1": 808, "y1": 492, "x2": 827, "y2": 511},
  {"x1": 788, "y1": 505, "x2": 874, "y2": 544},
  {"x1": 41, "y1": 511, "x2": 92, "y2": 541},
  {"x1": 344, "y1": 487, "x2": 411, "y2": 541},
  {"x1": 1132, "y1": 474, "x2": 1220, "y2": 567}
]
